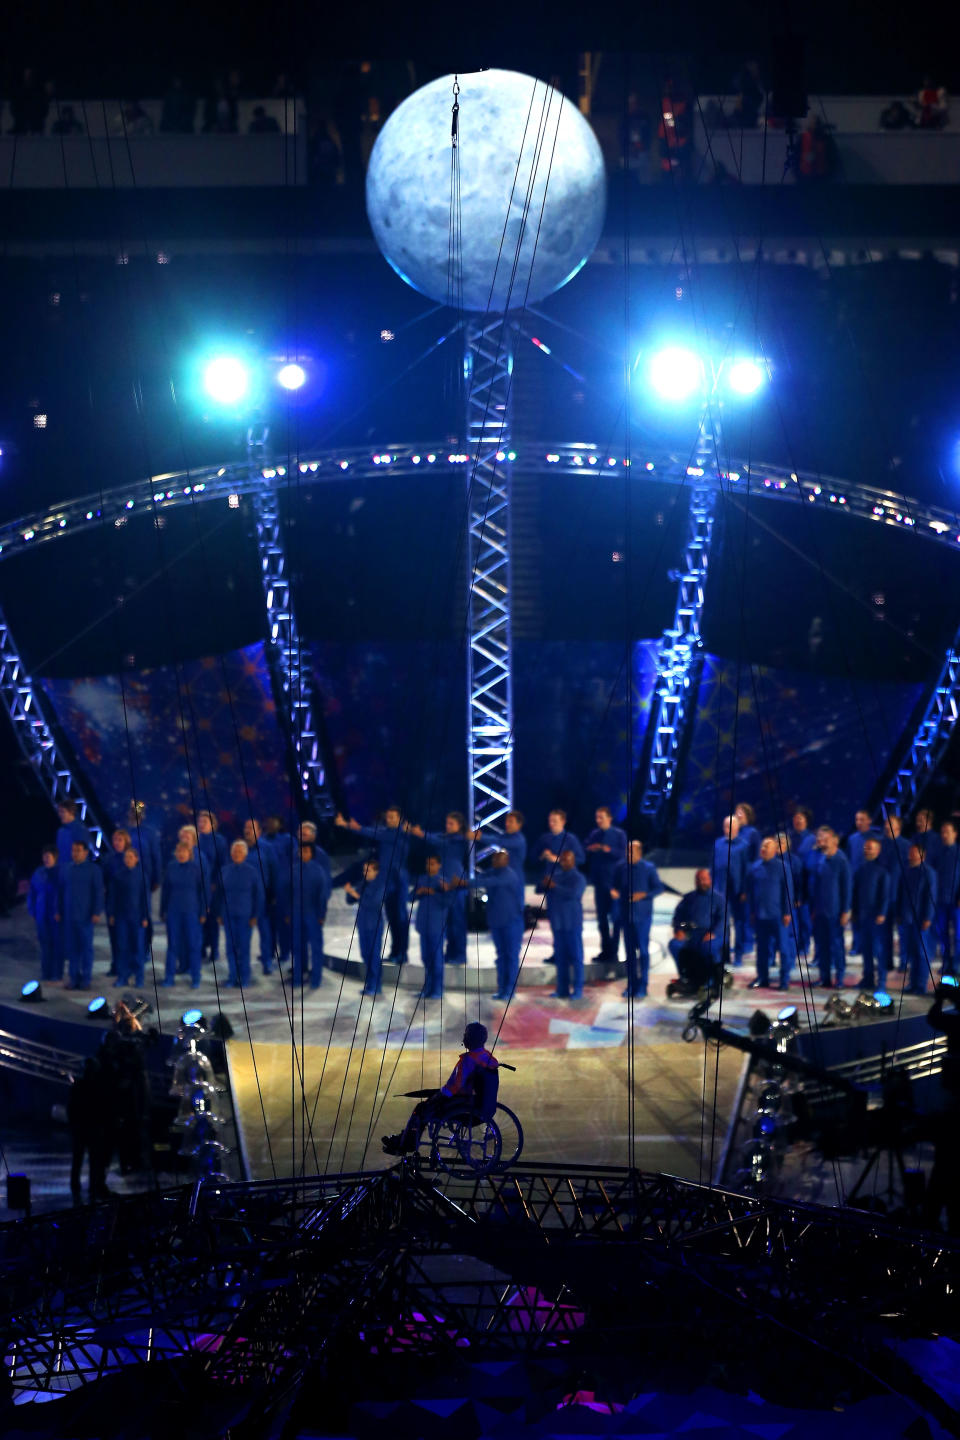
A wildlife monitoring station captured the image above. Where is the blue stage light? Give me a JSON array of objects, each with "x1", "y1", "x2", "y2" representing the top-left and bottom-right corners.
[
  {"x1": 276, "y1": 363, "x2": 307, "y2": 391},
  {"x1": 872, "y1": 990, "x2": 894, "y2": 1009},
  {"x1": 941, "y1": 975, "x2": 959, "y2": 989},
  {"x1": 648, "y1": 347, "x2": 703, "y2": 402},
  {"x1": 181, "y1": 1008, "x2": 205, "y2": 1028},
  {"x1": 726, "y1": 358, "x2": 766, "y2": 397},
  {"x1": 20, "y1": 980, "x2": 42, "y2": 1002},
  {"x1": 87, "y1": 996, "x2": 108, "y2": 1018},
  {"x1": 203, "y1": 357, "x2": 250, "y2": 406}
]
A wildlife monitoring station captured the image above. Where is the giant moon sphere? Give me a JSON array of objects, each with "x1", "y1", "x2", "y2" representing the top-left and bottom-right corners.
[{"x1": 366, "y1": 70, "x2": 606, "y2": 313}]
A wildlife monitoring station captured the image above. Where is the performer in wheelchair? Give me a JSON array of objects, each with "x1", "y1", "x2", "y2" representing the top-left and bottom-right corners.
[{"x1": 381, "y1": 1021, "x2": 499, "y2": 1155}]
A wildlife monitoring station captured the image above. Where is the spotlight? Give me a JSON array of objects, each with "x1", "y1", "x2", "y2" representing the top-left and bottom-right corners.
[
  {"x1": 873, "y1": 989, "x2": 894, "y2": 1009},
  {"x1": 181, "y1": 1008, "x2": 206, "y2": 1029},
  {"x1": 725, "y1": 358, "x2": 767, "y2": 397},
  {"x1": 648, "y1": 346, "x2": 703, "y2": 402},
  {"x1": 20, "y1": 980, "x2": 43, "y2": 1003},
  {"x1": 203, "y1": 357, "x2": 249, "y2": 406},
  {"x1": 776, "y1": 1004, "x2": 800, "y2": 1032},
  {"x1": 757, "y1": 1083, "x2": 782, "y2": 1114},
  {"x1": 753, "y1": 1113, "x2": 777, "y2": 1139},
  {"x1": 276, "y1": 362, "x2": 306, "y2": 391},
  {"x1": 941, "y1": 975, "x2": 959, "y2": 990},
  {"x1": 87, "y1": 996, "x2": 108, "y2": 1019},
  {"x1": 824, "y1": 992, "x2": 853, "y2": 1023}
]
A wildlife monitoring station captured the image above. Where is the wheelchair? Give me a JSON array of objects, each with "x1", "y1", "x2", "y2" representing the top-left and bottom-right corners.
[
  {"x1": 417, "y1": 1099, "x2": 525, "y2": 1178},
  {"x1": 398, "y1": 1069, "x2": 525, "y2": 1178}
]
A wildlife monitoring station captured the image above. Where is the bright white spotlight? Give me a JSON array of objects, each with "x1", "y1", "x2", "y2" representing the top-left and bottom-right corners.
[
  {"x1": 726, "y1": 358, "x2": 766, "y2": 397},
  {"x1": 649, "y1": 347, "x2": 702, "y2": 402},
  {"x1": 203, "y1": 357, "x2": 249, "y2": 406},
  {"x1": 276, "y1": 363, "x2": 307, "y2": 391}
]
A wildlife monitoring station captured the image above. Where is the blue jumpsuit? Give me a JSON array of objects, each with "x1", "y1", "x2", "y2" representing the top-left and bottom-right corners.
[
  {"x1": 901, "y1": 862, "x2": 937, "y2": 994},
  {"x1": 845, "y1": 827, "x2": 882, "y2": 954},
  {"x1": 61, "y1": 858, "x2": 105, "y2": 988},
  {"x1": 109, "y1": 864, "x2": 151, "y2": 986},
  {"x1": 198, "y1": 830, "x2": 230, "y2": 962},
  {"x1": 128, "y1": 819, "x2": 162, "y2": 894},
  {"x1": 104, "y1": 849, "x2": 129, "y2": 973},
  {"x1": 245, "y1": 842, "x2": 278, "y2": 973},
  {"x1": 534, "y1": 829, "x2": 586, "y2": 876},
  {"x1": 422, "y1": 831, "x2": 469, "y2": 964},
  {"x1": 668, "y1": 888, "x2": 725, "y2": 983},
  {"x1": 355, "y1": 825, "x2": 410, "y2": 961},
  {"x1": 738, "y1": 824, "x2": 761, "y2": 950},
  {"x1": 56, "y1": 816, "x2": 91, "y2": 871},
  {"x1": 790, "y1": 830, "x2": 817, "y2": 953},
  {"x1": 748, "y1": 856, "x2": 796, "y2": 988},
  {"x1": 271, "y1": 835, "x2": 296, "y2": 964},
  {"x1": 541, "y1": 869, "x2": 586, "y2": 999},
  {"x1": 218, "y1": 862, "x2": 262, "y2": 987},
  {"x1": 499, "y1": 831, "x2": 527, "y2": 887},
  {"x1": 851, "y1": 858, "x2": 890, "y2": 990},
  {"x1": 880, "y1": 833, "x2": 912, "y2": 973},
  {"x1": 28, "y1": 864, "x2": 61, "y2": 980},
  {"x1": 483, "y1": 866, "x2": 524, "y2": 998},
  {"x1": 808, "y1": 850, "x2": 853, "y2": 986},
  {"x1": 585, "y1": 825, "x2": 628, "y2": 962},
  {"x1": 411, "y1": 873, "x2": 452, "y2": 998},
  {"x1": 161, "y1": 858, "x2": 205, "y2": 985},
  {"x1": 348, "y1": 875, "x2": 387, "y2": 994},
  {"x1": 914, "y1": 829, "x2": 942, "y2": 869},
  {"x1": 612, "y1": 855, "x2": 662, "y2": 997},
  {"x1": 934, "y1": 842, "x2": 960, "y2": 976},
  {"x1": 712, "y1": 834, "x2": 750, "y2": 962},
  {"x1": 291, "y1": 858, "x2": 331, "y2": 988}
]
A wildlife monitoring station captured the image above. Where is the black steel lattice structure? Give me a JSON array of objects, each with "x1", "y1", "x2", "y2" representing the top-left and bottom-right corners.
[{"x1": 3, "y1": 1163, "x2": 959, "y2": 1438}]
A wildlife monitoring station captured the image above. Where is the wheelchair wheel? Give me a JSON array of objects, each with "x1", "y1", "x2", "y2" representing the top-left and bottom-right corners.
[
  {"x1": 431, "y1": 1116, "x2": 502, "y2": 1179},
  {"x1": 493, "y1": 1103, "x2": 524, "y2": 1169}
]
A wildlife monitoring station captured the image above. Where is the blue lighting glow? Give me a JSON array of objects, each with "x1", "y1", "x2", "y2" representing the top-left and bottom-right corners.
[
  {"x1": 87, "y1": 996, "x2": 108, "y2": 1016},
  {"x1": 277, "y1": 363, "x2": 307, "y2": 391},
  {"x1": 941, "y1": 975, "x2": 959, "y2": 989},
  {"x1": 20, "y1": 980, "x2": 41, "y2": 1000},
  {"x1": 872, "y1": 990, "x2": 894, "y2": 1007},
  {"x1": 648, "y1": 347, "x2": 703, "y2": 402},
  {"x1": 203, "y1": 357, "x2": 250, "y2": 405},
  {"x1": 182, "y1": 1008, "x2": 204, "y2": 1027},
  {"x1": 726, "y1": 358, "x2": 767, "y2": 397}
]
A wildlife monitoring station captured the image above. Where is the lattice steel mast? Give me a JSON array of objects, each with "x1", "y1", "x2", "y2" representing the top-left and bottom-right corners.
[{"x1": 463, "y1": 318, "x2": 516, "y2": 840}]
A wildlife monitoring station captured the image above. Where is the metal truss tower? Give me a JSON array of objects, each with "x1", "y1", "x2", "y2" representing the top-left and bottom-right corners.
[
  {"x1": 463, "y1": 317, "x2": 516, "y2": 841},
  {"x1": 0, "y1": 602, "x2": 106, "y2": 850},
  {"x1": 881, "y1": 627, "x2": 960, "y2": 819},
  {"x1": 249, "y1": 424, "x2": 333, "y2": 816},
  {"x1": 637, "y1": 419, "x2": 720, "y2": 828}
]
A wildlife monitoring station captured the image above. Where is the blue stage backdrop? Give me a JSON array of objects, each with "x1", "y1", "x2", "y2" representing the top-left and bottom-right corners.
[
  {"x1": 671, "y1": 653, "x2": 924, "y2": 847},
  {"x1": 311, "y1": 640, "x2": 660, "y2": 829},
  {"x1": 42, "y1": 640, "x2": 922, "y2": 853},
  {"x1": 41, "y1": 645, "x2": 289, "y2": 846}
]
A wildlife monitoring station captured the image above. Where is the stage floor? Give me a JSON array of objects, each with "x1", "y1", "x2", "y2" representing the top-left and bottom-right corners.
[{"x1": 0, "y1": 871, "x2": 939, "y2": 1184}]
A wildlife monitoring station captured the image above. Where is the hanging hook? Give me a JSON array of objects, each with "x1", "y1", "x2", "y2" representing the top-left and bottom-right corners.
[{"x1": 451, "y1": 75, "x2": 460, "y2": 147}]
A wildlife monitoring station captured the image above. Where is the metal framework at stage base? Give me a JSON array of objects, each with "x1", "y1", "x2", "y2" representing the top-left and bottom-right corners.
[{"x1": 2, "y1": 1164, "x2": 958, "y2": 1439}]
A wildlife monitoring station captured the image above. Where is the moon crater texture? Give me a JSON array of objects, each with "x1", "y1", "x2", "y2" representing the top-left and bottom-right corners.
[{"x1": 366, "y1": 69, "x2": 606, "y2": 313}]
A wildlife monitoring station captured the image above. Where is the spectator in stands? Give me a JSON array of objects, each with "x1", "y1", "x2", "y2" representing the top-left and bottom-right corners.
[
  {"x1": 113, "y1": 100, "x2": 153, "y2": 137},
  {"x1": 249, "y1": 105, "x2": 281, "y2": 134},
  {"x1": 160, "y1": 76, "x2": 195, "y2": 134},
  {"x1": 728, "y1": 60, "x2": 764, "y2": 128},
  {"x1": 621, "y1": 92, "x2": 652, "y2": 182},
  {"x1": 797, "y1": 113, "x2": 835, "y2": 183},
  {"x1": 203, "y1": 75, "x2": 239, "y2": 134},
  {"x1": 916, "y1": 76, "x2": 949, "y2": 130},
  {"x1": 880, "y1": 98, "x2": 915, "y2": 130},
  {"x1": 658, "y1": 75, "x2": 693, "y2": 180},
  {"x1": 51, "y1": 103, "x2": 83, "y2": 135},
  {"x1": 8, "y1": 68, "x2": 50, "y2": 135}
]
